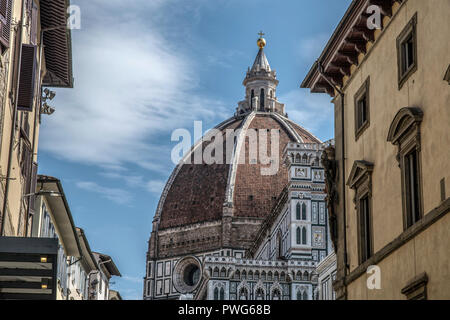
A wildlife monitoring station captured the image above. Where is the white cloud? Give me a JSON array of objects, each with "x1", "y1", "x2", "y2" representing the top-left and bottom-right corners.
[
  {"x1": 280, "y1": 89, "x2": 333, "y2": 141},
  {"x1": 76, "y1": 181, "x2": 132, "y2": 205},
  {"x1": 39, "y1": 0, "x2": 228, "y2": 173}
]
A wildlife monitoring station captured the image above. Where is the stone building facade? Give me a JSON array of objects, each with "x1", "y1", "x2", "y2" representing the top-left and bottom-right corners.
[
  {"x1": 302, "y1": 0, "x2": 450, "y2": 300},
  {"x1": 144, "y1": 37, "x2": 336, "y2": 300}
]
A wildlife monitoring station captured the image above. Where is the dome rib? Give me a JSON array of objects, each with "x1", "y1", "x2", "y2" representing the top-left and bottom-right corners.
[{"x1": 154, "y1": 116, "x2": 240, "y2": 226}]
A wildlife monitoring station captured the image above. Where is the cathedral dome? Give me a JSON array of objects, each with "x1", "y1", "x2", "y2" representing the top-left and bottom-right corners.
[{"x1": 148, "y1": 37, "x2": 321, "y2": 260}]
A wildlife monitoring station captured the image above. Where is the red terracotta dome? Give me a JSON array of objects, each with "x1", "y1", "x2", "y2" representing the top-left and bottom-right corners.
[{"x1": 148, "y1": 41, "x2": 322, "y2": 259}]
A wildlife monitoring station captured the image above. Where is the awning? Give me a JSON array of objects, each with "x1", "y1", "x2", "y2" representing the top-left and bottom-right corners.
[{"x1": 36, "y1": 175, "x2": 81, "y2": 258}]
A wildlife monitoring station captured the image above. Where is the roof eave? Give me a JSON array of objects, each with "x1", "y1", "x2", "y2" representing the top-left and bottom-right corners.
[{"x1": 37, "y1": 175, "x2": 81, "y2": 258}]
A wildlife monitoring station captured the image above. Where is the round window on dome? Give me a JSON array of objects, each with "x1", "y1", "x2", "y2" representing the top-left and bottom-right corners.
[{"x1": 172, "y1": 256, "x2": 203, "y2": 294}]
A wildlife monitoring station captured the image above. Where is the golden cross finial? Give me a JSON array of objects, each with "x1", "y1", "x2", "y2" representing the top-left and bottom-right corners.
[{"x1": 257, "y1": 31, "x2": 266, "y2": 48}]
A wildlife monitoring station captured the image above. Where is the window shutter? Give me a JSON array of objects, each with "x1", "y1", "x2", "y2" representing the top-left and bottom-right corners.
[
  {"x1": 0, "y1": 0, "x2": 12, "y2": 48},
  {"x1": 17, "y1": 44, "x2": 37, "y2": 112}
]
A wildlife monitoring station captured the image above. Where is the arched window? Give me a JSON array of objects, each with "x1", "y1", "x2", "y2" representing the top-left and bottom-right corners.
[
  {"x1": 270, "y1": 90, "x2": 273, "y2": 98},
  {"x1": 302, "y1": 291, "x2": 308, "y2": 300},
  {"x1": 302, "y1": 203, "x2": 307, "y2": 220},
  {"x1": 213, "y1": 267, "x2": 219, "y2": 277},
  {"x1": 254, "y1": 271, "x2": 260, "y2": 280},
  {"x1": 296, "y1": 203, "x2": 301, "y2": 220},
  {"x1": 296, "y1": 291, "x2": 302, "y2": 300},
  {"x1": 302, "y1": 227, "x2": 307, "y2": 245},
  {"x1": 241, "y1": 270, "x2": 246, "y2": 280},
  {"x1": 267, "y1": 271, "x2": 273, "y2": 281},
  {"x1": 220, "y1": 268, "x2": 226, "y2": 278},
  {"x1": 303, "y1": 271, "x2": 309, "y2": 281},
  {"x1": 219, "y1": 288, "x2": 225, "y2": 300},
  {"x1": 248, "y1": 271, "x2": 253, "y2": 280},
  {"x1": 239, "y1": 287, "x2": 248, "y2": 300},
  {"x1": 295, "y1": 154, "x2": 301, "y2": 163},
  {"x1": 260, "y1": 88, "x2": 265, "y2": 111},
  {"x1": 296, "y1": 271, "x2": 302, "y2": 281},
  {"x1": 214, "y1": 287, "x2": 219, "y2": 300},
  {"x1": 234, "y1": 270, "x2": 240, "y2": 280},
  {"x1": 302, "y1": 154, "x2": 308, "y2": 163},
  {"x1": 296, "y1": 227, "x2": 301, "y2": 245},
  {"x1": 251, "y1": 89, "x2": 255, "y2": 108}
]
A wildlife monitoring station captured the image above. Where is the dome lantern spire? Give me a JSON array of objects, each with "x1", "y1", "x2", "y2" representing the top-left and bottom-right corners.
[{"x1": 236, "y1": 32, "x2": 285, "y2": 116}]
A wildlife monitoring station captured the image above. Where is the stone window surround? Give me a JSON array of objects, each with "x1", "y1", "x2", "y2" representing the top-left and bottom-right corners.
[
  {"x1": 354, "y1": 76, "x2": 370, "y2": 141},
  {"x1": 347, "y1": 160, "x2": 374, "y2": 265},
  {"x1": 387, "y1": 107, "x2": 424, "y2": 231},
  {"x1": 401, "y1": 272, "x2": 428, "y2": 300},
  {"x1": 397, "y1": 12, "x2": 418, "y2": 90}
]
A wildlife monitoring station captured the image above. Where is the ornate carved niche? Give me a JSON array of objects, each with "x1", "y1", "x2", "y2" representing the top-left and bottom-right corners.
[{"x1": 321, "y1": 146, "x2": 338, "y2": 251}]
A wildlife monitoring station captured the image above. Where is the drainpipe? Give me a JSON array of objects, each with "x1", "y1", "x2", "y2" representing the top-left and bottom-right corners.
[
  {"x1": 24, "y1": 28, "x2": 45, "y2": 237},
  {"x1": 1, "y1": 0, "x2": 27, "y2": 236},
  {"x1": 316, "y1": 61, "x2": 348, "y2": 299}
]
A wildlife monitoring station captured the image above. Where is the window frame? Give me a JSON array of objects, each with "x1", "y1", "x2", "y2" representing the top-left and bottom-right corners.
[
  {"x1": 387, "y1": 107, "x2": 424, "y2": 231},
  {"x1": 397, "y1": 13, "x2": 418, "y2": 90},
  {"x1": 354, "y1": 76, "x2": 370, "y2": 140},
  {"x1": 347, "y1": 161, "x2": 374, "y2": 265}
]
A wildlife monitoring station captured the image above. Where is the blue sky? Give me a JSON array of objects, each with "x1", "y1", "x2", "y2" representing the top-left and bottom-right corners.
[{"x1": 37, "y1": 0, "x2": 352, "y2": 299}]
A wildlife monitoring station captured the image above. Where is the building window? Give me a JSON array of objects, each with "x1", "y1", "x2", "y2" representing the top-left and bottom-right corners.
[
  {"x1": 359, "y1": 195, "x2": 372, "y2": 263},
  {"x1": 397, "y1": 13, "x2": 418, "y2": 89},
  {"x1": 219, "y1": 288, "x2": 225, "y2": 300},
  {"x1": 404, "y1": 149, "x2": 421, "y2": 226},
  {"x1": 296, "y1": 202, "x2": 301, "y2": 220},
  {"x1": 296, "y1": 227, "x2": 301, "y2": 245},
  {"x1": 260, "y1": 88, "x2": 265, "y2": 111},
  {"x1": 347, "y1": 160, "x2": 374, "y2": 264},
  {"x1": 354, "y1": 77, "x2": 370, "y2": 140},
  {"x1": 302, "y1": 227, "x2": 307, "y2": 245},
  {"x1": 388, "y1": 107, "x2": 424, "y2": 230},
  {"x1": 302, "y1": 203, "x2": 307, "y2": 220},
  {"x1": 214, "y1": 287, "x2": 219, "y2": 300}
]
